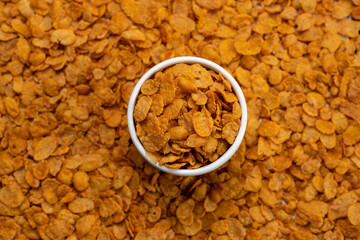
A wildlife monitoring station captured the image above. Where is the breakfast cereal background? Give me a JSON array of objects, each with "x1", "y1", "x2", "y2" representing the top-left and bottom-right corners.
[{"x1": 0, "y1": 0, "x2": 360, "y2": 239}]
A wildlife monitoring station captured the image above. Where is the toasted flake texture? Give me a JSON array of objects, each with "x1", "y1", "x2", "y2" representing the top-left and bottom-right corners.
[
  {"x1": 192, "y1": 110, "x2": 213, "y2": 137},
  {"x1": 50, "y1": 29, "x2": 76, "y2": 46},
  {"x1": 34, "y1": 135, "x2": 58, "y2": 161},
  {"x1": 169, "y1": 14, "x2": 196, "y2": 34},
  {"x1": 140, "y1": 133, "x2": 169, "y2": 152},
  {"x1": 134, "y1": 95, "x2": 152, "y2": 122},
  {"x1": 1, "y1": 0, "x2": 360, "y2": 238}
]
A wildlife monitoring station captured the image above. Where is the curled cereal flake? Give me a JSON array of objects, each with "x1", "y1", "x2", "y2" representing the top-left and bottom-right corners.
[
  {"x1": 290, "y1": 230, "x2": 317, "y2": 240},
  {"x1": 228, "y1": 218, "x2": 246, "y2": 239},
  {"x1": 0, "y1": 31, "x2": 17, "y2": 41},
  {"x1": 159, "y1": 72, "x2": 176, "y2": 105},
  {"x1": 204, "y1": 92, "x2": 216, "y2": 115},
  {"x1": 141, "y1": 79, "x2": 159, "y2": 95},
  {"x1": 34, "y1": 135, "x2": 58, "y2": 161},
  {"x1": 122, "y1": 28, "x2": 146, "y2": 41},
  {"x1": 68, "y1": 198, "x2": 94, "y2": 214},
  {"x1": 182, "y1": 218, "x2": 202, "y2": 236},
  {"x1": 222, "y1": 122, "x2": 240, "y2": 144},
  {"x1": 296, "y1": 13, "x2": 316, "y2": 31},
  {"x1": 162, "y1": 99, "x2": 184, "y2": 120},
  {"x1": 0, "y1": 217, "x2": 19, "y2": 240},
  {"x1": 75, "y1": 214, "x2": 98, "y2": 237},
  {"x1": 328, "y1": 192, "x2": 358, "y2": 220},
  {"x1": 4, "y1": 97, "x2": 19, "y2": 118},
  {"x1": 195, "y1": 0, "x2": 223, "y2": 10},
  {"x1": 343, "y1": 123, "x2": 360, "y2": 146},
  {"x1": 251, "y1": 74, "x2": 269, "y2": 97},
  {"x1": 150, "y1": 94, "x2": 165, "y2": 116},
  {"x1": 270, "y1": 127, "x2": 291, "y2": 144},
  {"x1": 324, "y1": 173, "x2": 338, "y2": 199},
  {"x1": 219, "y1": 39, "x2": 237, "y2": 65},
  {"x1": 176, "y1": 198, "x2": 195, "y2": 226},
  {"x1": 169, "y1": 14, "x2": 195, "y2": 34},
  {"x1": 164, "y1": 162, "x2": 187, "y2": 169},
  {"x1": 120, "y1": 0, "x2": 157, "y2": 27},
  {"x1": 221, "y1": 182, "x2": 241, "y2": 203},
  {"x1": 113, "y1": 166, "x2": 134, "y2": 190},
  {"x1": 192, "y1": 109, "x2": 213, "y2": 137},
  {"x1": 16, "y1": 37, "x2": 30, "y2": 63},
  {"x1": 103, "y1": 108, "x2": 122, "y2": 128},
  {"x1": 232, "y1": 102, "x2": 242, "y2": 119},
  {"x1": 191, "y1": 91, "x2": 208, "y2": 105},
  {"x1": 340, "y1": 101, "x2": 360, "y2": 121},
  {"x1": 11, "y1": 18, "x2": 31, "y2": 37},
  {"x1": 134, "y1": 95, "x2": 152, "y2": 122},
  {"x1": 197, "y1": 13, "x2": 218, "y2": 36},
  {"x1": 147, "y1": 206, "x2": 162, "y2": 223},
  {"x1": 73, "y1": 171, "x2": 89, "y2": 192},
  {"x1": 211, "y1": 220, "x2": 228, "y2": 234},
  {"x1": 320, "y1": 134, "x2": 336, "y2": 149},
  {"x1": 0, "y1": 151, "x2": 13, "y2": 175},
  {"x1": 191, "y1": 64, "x2": 213, "y2": 89},
  {"x1": 79, "y1": 153, "x2": 105, "y2": 172},
  {"x1": 220, "y1": 91, "x2": 238, "y2": 104},
  {"x1": 71, "y1": 106, "x2": 89, "y2": 121},
  {"x1": 178, "y1": 76, "x2": 198, "y2": 93},
  {"x1": 171, "y1": 143, "x2": 191, "y2": 154},
  {"x1": 300, "y1": 0, "x2": 316, "y2": 13},
  {"x1": 140, "y1": 133, "x2": 169, "y2": 152},
  {"x1": 141, "y1": 113, "x2": 163, "y2": 135},
  {"x1": 0, "y1": 184, "x2": 24, "y2": 208},
  {"x1": 306, "y1": 92, "x2": 326, "y2": 109},
  {"x1": 301, "y1": 127, "x2": 320, "y2": 143},
  {"x1": 186, "y1": 134, "x2": 208, "y2": 148},
  {"x1": 169, "y1": 126, "x2": 188, "y2": 141},
  {"x1": 168, "y1": 63, "x2": 193, "y2": 78},
  {"x1": 332, "y1": 0, "x2": 353, "y2": 19},
  {"x1": 257, "y1": 119, "x2": 280, "y2": 137},
  {"x1": 109, "y1": 12, "x2": 129, "y2": 34},
  {"x1": 315, "y1": 119, "x2": 336, "y2": 134},
  {"x1": 321, "y1": 33, "x2": 342, "y2": 52},
  {"x1": 348, "y1": 203, "x2": 360, "y2": 225},
  {"x1": 32, "y1": 161, "x2": 49, "y2": 180},
  {"x1": 244, "y1": 166, "x2": 262, "y2": 192},
  {"x1": 235, "y1": 67, "x2": 252, "y2": 88},
  {"x1": 121, "y1": 82, "x2": 135, "y2": 104},
  {"x1": 297, "y1": 200, "x2": 328, "y2": 218},
  {"x1": 50, "y1": 29, "x2": 76, "y2": 46},
  {"x1": 234, "y1": 40, "x2": 261, "y2": 55},
  {"x1": 158, "y1": 153, "x2": 183, "y2": 165},
  {"x1": 203, "y1": 136, "x2": 218, "y2": 153}
]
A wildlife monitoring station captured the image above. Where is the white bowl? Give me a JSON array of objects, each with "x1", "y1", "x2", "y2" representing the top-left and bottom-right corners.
[{"x1": 127, "y1": 56, "x2": 248, "y2": 176}]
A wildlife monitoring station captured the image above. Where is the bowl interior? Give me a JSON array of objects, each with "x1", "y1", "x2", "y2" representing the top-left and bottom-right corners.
[{"x1": 127, "y1": 56, "x2": 248, "y2": 176}]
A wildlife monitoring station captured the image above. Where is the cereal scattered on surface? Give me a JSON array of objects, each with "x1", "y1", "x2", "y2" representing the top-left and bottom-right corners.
[{"x1": 0, "y1": 0, "x2": 360, "y2": 239}]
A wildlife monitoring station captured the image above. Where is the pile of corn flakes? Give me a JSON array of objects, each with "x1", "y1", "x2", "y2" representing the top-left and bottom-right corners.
[
  {"x1": 135, "y1": 63, "x2": 241, "y2": 169},
  {"x1": 0, "y1": 0, "x2": 360, "y2": 239}
]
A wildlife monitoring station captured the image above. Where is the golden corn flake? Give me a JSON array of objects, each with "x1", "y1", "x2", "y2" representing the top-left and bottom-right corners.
[
  {"x1": 140, "y1": 133, "x2": 169, "y2": 153},
  {"x1": 169, "y1": 126, "x2": 189, "y2": 141},
  {"x1": 192, "y1": 109, "x2": 213, "y2": 137},
  {"x1": 33, "y1": 135, "x2": 58, "y2": 161},
  {"x1": 134, "y1": 95, "x2": 152, "y2": 122},
  {"x1": 169, "y1": 14, "x2": 196, "y2": 35},
  {"x1": 135, "y1": 64, "x2": 240, "y2": 168},
  {"x1": 234, "y1": 40, "x2": 261, "y2": 56}
]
